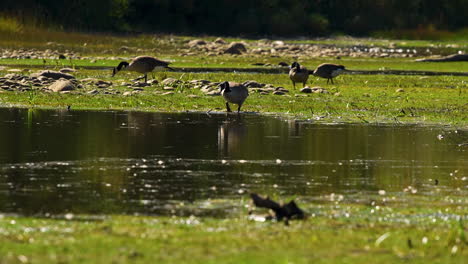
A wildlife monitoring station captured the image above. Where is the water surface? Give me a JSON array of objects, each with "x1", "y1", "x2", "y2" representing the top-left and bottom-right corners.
[{"x1": 0, "y1": 108, "x2": 466, "y2": 216}]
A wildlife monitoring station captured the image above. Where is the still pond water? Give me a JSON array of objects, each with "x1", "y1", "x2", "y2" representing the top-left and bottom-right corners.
[{"x1": 0, "y1": 108, "x2": 466, "y2": 216}]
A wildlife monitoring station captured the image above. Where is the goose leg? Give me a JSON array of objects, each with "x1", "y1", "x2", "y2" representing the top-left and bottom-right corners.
[
  {"x1": 330, "y1": 78, "x2": 334, "y2": 84},
  {"x1": 226, "y1": 102, "x2": 232, "y2": 112},
  {"x1": 292, "y1": 81, "x2": 296, "y2": 89},
  {"x1": 237, "y1": 104, "x2": 242, "y2": 113},
  {"x1": 144, "y1": 74, "x2": 148, "y2": 83}
]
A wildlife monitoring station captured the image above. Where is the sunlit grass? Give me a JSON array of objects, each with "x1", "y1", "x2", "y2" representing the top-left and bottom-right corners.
[{"x1": 0, "y1": 198, "x2": 466, "y2": 264}]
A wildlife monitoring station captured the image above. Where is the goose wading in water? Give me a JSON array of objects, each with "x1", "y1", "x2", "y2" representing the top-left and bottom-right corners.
[
  {"x1": 289, "y1": 61, "x2": 309, "y2": 89},
  {"x1": 219, "y1": 81, "x2": 249, "y2": 113},
  {"x1": 312, "y1": 63, "x2": 346, "y2": 84},
  {"x1": 112, "y1": 56, "x2": 173, "y2": 83}
]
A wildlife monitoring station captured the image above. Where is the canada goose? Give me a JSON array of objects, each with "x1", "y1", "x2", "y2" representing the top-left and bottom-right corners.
[
  {"x1": 312, "y1": 63, "x2": 346, "y2": 84},
  {"x1": 112, "y1": 56, "x2": 173, "y2": 83},
  {"x1": 289, "y1": 62, "x2": 309, "y2": 89},
  {"x1": 219, "y1": 81, "x2": 249, "y2": 113}
]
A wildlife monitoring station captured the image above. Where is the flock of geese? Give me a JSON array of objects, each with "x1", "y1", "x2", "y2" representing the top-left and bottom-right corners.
[{"x1": 112, "y1": 56, "x2": 346, "y2": 113}]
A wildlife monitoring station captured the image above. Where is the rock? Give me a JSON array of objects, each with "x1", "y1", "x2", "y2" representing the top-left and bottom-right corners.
[
  {"x1": 87, "y1": 89, "x2": 99, "y2": 94},
  {"x1": 273, "y1": 91, "x2": 285, "y2": 95},
  {"x1": 300, "y1": 87, "x2": 312, "y2": 93},
  {"x1": 243, "y1": 80, "x2": 264, "y2": 88},
  {"x1": 31, "y1": 70, "x2": 74, "y2": 80},
  {"x1": 48, "y1": 79, "x2": 75, "y2": 92},
  {"x1": 161, "y1": 91, "x2": 175, "y2": 95},
  {"x1": 214, "y1": 38, "x2": 226, "y2": 44},
  {"x1": 278, "y1": 62, "x2": 289, "y2": 67},
  {"x1": 122, "y1": 91, "x2": 133, "y2": 96},
  {"x1": 7, "y1": 69, "x2": 22, "y2": 73},
  {"x1": 396, "y1": 88, "x2": 405, "y2": 93},
  {"x1": 272, "y1": 40, "x2": 285, "y2": 46},
  {"x1": 275, "y1": 87, "x2": 289, "y2": 93},
  {"x1": 59, "y1": 68, "x2": 77, "y2": 73},
  {"x1": 163, "y1": 86, "x2": 175, "y2": 91},
  {"x1": 81, "y1": 78, "x2": 99, "y2": 83},
  {"x1": 224, "y1": 42, "x2": 247, "y2": 54},
  {"x1": 4, "y1": 73, "x2": 22, "y2": 80},
  {"x1": 119, "y1": 46, "x2": 133, "y2": 52},
  {"x1": 188, "y1": 39, "x2": 207, "y2": 47},
  {"x1": 148, "y1": 79, "x2": 159, "y2": 85},
  {"x1": 161, "y1": 78, "x2": 181, "y2": 86},
  {"x1": 205, "y1": 90, "x2": 220, "y2": 96}
]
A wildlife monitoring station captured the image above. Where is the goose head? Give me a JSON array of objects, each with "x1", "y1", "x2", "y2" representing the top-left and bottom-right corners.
[{"x1": 219, "y1": 81, "x2": 231, "y2": 93}]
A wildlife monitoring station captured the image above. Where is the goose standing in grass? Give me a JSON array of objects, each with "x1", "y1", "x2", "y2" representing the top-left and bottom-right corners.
[
  {"x1": 112, "y1": 56, "x2": 173, "y2": 83},
  {"x1": 289, "y1": 62, "x2": 309, "y2": 89},
  {"x1": 219, "y1": 81, "x2": 249, "y2": 113},
  {"x1": 312, "y1": 63, "x2": 346, "y2": 84}
]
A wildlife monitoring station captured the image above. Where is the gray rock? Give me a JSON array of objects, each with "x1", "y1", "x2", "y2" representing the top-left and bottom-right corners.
[
  {"x1": 32, "y1": 70, "x2": 75, "y2": 80},
  {"x1": 162, "y1": 78, "x2": 181, "y2": 86},
  {"x1": 243, "y1": 80, "x2": 264, "y2": 88},
  {"x1": 59, "y1": 68, "x2": 77, "y2": 73},
  {"x1": 188, "y1": 39, "x2": 207, "y2": 47},
  {"x1": 214, "y1": 38, "x2": 226, "y2": 44},
  {"x1": 48, "y1": 79, "x2": 76, "y2": 92},
  {"x1": 300, "y1": 87, "x2": 312, "y2": 93},
  {"x1": 273, "y1": 91, "x2": 285, "y2": 95},
  {"x1": 224, "y1": 42, "x2": 247, "y2": 54}
]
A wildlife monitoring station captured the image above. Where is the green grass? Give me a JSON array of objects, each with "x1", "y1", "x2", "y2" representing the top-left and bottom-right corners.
[
  {"x1": 1, "y1": 69, "x2": 467, "y2": 126},
  {"x1": 0, "y1": 200, "x2": 466, "y2": 264}
]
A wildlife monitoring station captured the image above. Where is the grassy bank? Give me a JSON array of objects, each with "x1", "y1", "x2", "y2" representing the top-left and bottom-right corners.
[
  {"x1": 0, "y1": 69, "x2": 466, "y2": 126},
  {"x1": 1, "y1": 200, "x2": 466, "y2": 264}
]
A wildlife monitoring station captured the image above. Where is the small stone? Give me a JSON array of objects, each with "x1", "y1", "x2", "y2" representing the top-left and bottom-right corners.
[
  {"x1": 243, "y1": 80, "x2": 264, "y2": 88},
  {"x1": 59, "y1": 68, "x2": 76, "y2": 73},
  {"x1": 214, "y1": 38, "x2": 226, "y2": 44},
  {"x1": 396, "y1": 88, "x2": 405, "y2": 92},
  {"x1": 161, "y1": 78, "x2": 181, "y2": 86},
  {"x1": 161, "y1": 91, "x2": 174, "y2": 95},
  {"x1": 224, "y1": 42, "x2": 247, "y2": 54},
  {"x1": 300, "y1": 87, "x2": 312, "y2": 93},
  {"x1": 205, "y1": 90, "x2": 221, "y2": 96},
  {"x1": 163, "y1": 86, "x2": 175, "y2": 91},
  {"x1": 87, "y1": 89, "x2": 99, "y2": 94},
  {"x1": 188, "y1": 39, "x2": 207, "y2": 47},
  {"x1": 273, "y1": 91, "x2": 285, "y2": 95},
  {"x1": 7, "y1": 69, "x2": 22, "y2": 73},
  {"x1": 48, "y1": 79, "x2": 75, "y2": 92},
  {"x1": 31, "y1": 70, "x2": 75, "y2": 80}
]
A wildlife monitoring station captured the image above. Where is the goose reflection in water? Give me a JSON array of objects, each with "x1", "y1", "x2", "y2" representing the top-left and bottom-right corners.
[{"x1": 217, "y1": 116, "x2": 247, "y2": 157}]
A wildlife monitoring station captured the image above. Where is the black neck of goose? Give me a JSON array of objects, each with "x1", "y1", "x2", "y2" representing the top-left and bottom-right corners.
[
  {"x1": 220, "y1": 82, "x2": 231, "y2": 93},
  {"x1": 116, "y1": 61, "x2": 129, "y2": 71}
]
